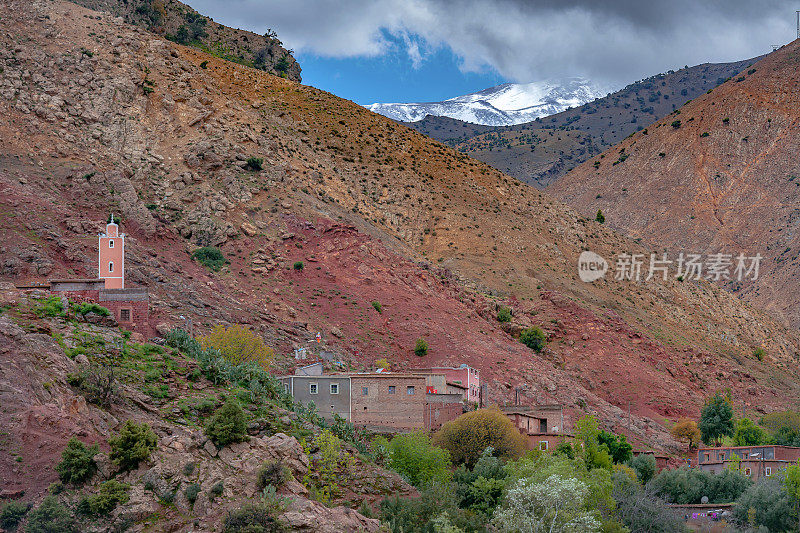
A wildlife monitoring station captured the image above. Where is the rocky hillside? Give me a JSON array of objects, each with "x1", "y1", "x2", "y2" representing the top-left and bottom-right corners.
[
  {"x1": 550, "y1": 40, "x2": 800, "y2": 329},
  {"x1": 69, "y1": 0, "x2": 301, "y2": 81},
  {"x1": 409, "y1": 56, "x2": 761, "y2": 187},
  {"x1": 0, "y1": 286, "x2": 406, "y2": 531},
  {"x1": 1, "y1": 0, "x2": 799, "y2": 482}
]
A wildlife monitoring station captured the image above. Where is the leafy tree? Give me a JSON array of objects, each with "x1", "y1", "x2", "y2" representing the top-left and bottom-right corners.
[
  {"x1": 733, "y1": 418, "x2": 767, "y2": 446},
  {"x1": 732, "y1": 473, "x2": 795, "y2": 531},
  {"x1": 205, "y1": 398, "x2": 248, "y2": 447},
  {"x1": 433, "y1": 409, "x2": 525, "y2": 467},
  {"x1": 611, "y1": 470, "x2": 684, "y2": 532},
  {"x1": 519, "y1": 326, "x2": 546, "y2": 352},
  {"x1": 785, "y1": 460, "x2": 800, "y2": 533},
  {"x1": 699, "y1": 392, "x2": 735, "y2": 445},
  {"x1": 108, "y1": 420, "x2": 157, "y2": 471},
  {"x1": 598, "y1": 431, "x2": 632, "y2": 464},
  {"x1": 650, "y1": 466, "x2": 751, "y2": 504},
  {"x1": 760, "y1": 411, "x2": 800, "y2": 446},
  {"x1": 628, "y1": 453, "x2": 657, "y2": 484},
  {"x1": 414, "y1": 338, "x2": 428, "y2": 357},
  {"x1": 575, "y1": 415, "x2": 613, "y2": 471},
  {"x1": 380, "y1": 483, "x2": 484, "y2": 533},
  {"x1": 56, "y1": 437, "x2": 99, "y2": 484},
  {"x1": 492, "y1": 474, "x2": 601, "y2": 532},
  {"x1": 595, "y1": 210, "x2": 605, "y2": 224},
  {"x1": 26, "y1": 496, "x2": 76, "y2": 533},
  {"x1": 199, "y1": 324, "x2": 274, "y2": 370},
  {"x1": 670, "y1": 419, "x2": 701, "y2": 450},
  {"x1": 387, "y1": 432, "x2": 452, "y2": 489},
  {"x1": 453, "y1": 448, "x2": 507, "y2": 515}
]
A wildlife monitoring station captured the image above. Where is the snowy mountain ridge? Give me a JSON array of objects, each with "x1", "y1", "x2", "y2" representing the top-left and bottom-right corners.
[{"x1": 365, "y1": 78, "x2": 609, "y2": 126}]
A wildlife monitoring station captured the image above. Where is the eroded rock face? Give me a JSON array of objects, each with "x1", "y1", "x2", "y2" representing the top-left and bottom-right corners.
[{"x1": 0, "y1": 304, "x2": 393, "y2": 531}]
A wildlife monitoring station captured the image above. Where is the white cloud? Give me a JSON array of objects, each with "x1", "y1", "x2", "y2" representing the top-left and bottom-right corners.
[{"x1": 187, "y1": 0, "x2": 796, "y2": 87}]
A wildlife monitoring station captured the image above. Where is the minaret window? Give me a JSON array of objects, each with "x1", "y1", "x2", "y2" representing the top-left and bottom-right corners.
[
  {"x1": 109, "y1": 240, "x2": 114, "y2": 248},
  {"x1": 109, "y1": 262, "x2": 114, "y2": 273}
]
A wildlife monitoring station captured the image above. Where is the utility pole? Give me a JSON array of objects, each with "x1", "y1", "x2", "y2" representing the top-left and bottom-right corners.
[{"x1": 797, "y1": 10, "x2": 800, "y2": 40}]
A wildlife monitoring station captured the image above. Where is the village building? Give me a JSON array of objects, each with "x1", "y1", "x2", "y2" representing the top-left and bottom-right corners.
[
  {"x1": 501, "y1": 405, "x2": 573, "y2": 451},
  {"x1": 696, "y1": 445, "x2": 800, "y2": 481},
  {"x1": 412, "y1": 364, "x2": 481, "y2": 405},
  {"x1": 279, "y1": 368, "x2": 465, "y2": 431},
  {"x1": 17, "y1": 217, "x2": 150, "y2": 335}
]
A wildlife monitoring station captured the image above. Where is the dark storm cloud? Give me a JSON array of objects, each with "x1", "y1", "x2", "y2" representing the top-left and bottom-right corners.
[{"x1": 188, "y1": 0, "x2": 796, "y2": 88}]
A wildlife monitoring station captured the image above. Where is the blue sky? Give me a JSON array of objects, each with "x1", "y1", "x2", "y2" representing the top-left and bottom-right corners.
[{"x1": 297, "y1": 39, "x2": 508, "y2": 106}]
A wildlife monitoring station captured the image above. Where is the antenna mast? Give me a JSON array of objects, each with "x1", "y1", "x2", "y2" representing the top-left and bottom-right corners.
[{"x1": 797, "y1": 10, "x2": 800, "y2": 40}]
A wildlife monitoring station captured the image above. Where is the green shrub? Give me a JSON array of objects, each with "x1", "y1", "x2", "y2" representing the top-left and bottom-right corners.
[
  {"x1": 414, "y1": 338, "x2": 428, "y2": 357},
  {"x1": 371, "y1": 301, "x2": 382, "y2": 313},
  {"x1": 108, "y1": 420, "x2": 157, "y2": 471},
  {"x1": 496, "y1": 306, "x2": 512, "y2": 323},
  {"x1": 205, "y1": 398, "x2": 248, "y2": 447},
  {"x1": 293, "y1": 261, "x2": 304, "y2": 271},
  {"x1": 184, "y1": 483, "x2": 201, "y2": 504},
  {"x1": 209, "y1": 481, "x2": 224, "y2": 500},
  {"x1": 77, "y1": 480, "x2": 129, "y2": 515},
  {"x1": 71, "y1": 303, "x2": 110, "y2": 317},
  {"x1": 222, "y1": 502, "x2": 287, "y2": 532},
  {"x1": 387, "y1": 432, "x2": 452, "y2": 489},
  {"x1": 0, "y1": 500, "x2": 31, "y2": 531},
  {"x1": 595, "y1": 209, "x2": 605, "y2": 224},
  {"x1": 520, "y1": 326, "x2": 546, "y2": 352},
  {"x1": 671, "y1": 120, "x2": 681, "y2": 128},
  {"x1": 433, "y1": 409, "x2": 525, "y2": 467},
  {"x1": 56, "y1": 437, "x2": 99, "y2": 484},
  {"x1": 192, "y1": 247, "x2": 227, "y2": 271},
  {"x1": 32, "y1": 296, "x2": 65, "y2": 318},
  {"x1": 200, "y1": 60, "x2": 208, "y2": 69},
  {"x1": 753, "y1": 347, "x2": 766, "y2": 361},
  {"x1": 26, "y1": 496, "x2": 76, "y2": 533},
  {"x1": 257, "y1": 460, "x2": 291, "y2": 490},
  {"x1": 70, "y1": 358, "x2": 117, "y2": 407},
  {"x1": 245, "y1": 157, "x2": 264, "y2": 171},
  {"x1": 700, "y1": 132, "x2": 710, "y2": 138}
]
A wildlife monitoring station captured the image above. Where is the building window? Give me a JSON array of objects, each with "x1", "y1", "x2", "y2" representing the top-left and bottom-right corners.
[
  {"x1": 283, "y1": 383, "x2": 290, "y2": 393},
  {"x1": 388, "y1": 386, "x2": 395, "y2": 394},
  {"x1": 109, "y1": 240, "x2": 114, "y2": 248},
  {"x1": 766, "y1": 467, "x2": 772, "y2": 476},
  {"x1": 309, "y1": 383, "x2": 318, "y2": 395},
  {"x1": 108, "y1": 261, "x2": 114, "y2": 272},
  {"x1": 407, "y1": 386, "x2": 415, "y2": 395},
  {"x1": 704, "y1": 453, "x2": 710, "y2": 462},
  {"x1": 362, "y1": 387, "x2": 368, "y2": 396},
  {"x1": 120, "y1": 308, "x2": 131, "y2": 322},
  {"x1": 539, "y1": 441, "x2": 548, "y2": 451},
  {"x1": 330, "y1": 383, "x2": 339, "y2": 394},
  {"x1": 744, "y1": 468, "x2": 752, "y2": 476}
]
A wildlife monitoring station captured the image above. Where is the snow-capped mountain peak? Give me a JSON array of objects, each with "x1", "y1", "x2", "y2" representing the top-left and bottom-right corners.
[{"x1": 365, "y1": 78, "x2": 608, "y2": 126}]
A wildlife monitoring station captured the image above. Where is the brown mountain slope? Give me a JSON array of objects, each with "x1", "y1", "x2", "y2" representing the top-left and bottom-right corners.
[
  {"x1": 1, "y1": 0, "x2": 799, "y2": 455},
  {"x1": 69, "y1": 0, "x2": 301, "y2": 81},
  {"x1": 549, "y1": 40, "x2": 800, "y2": 328},
  {"x1": 408, "y1": 56, "x2": 762, "y2": 187}
]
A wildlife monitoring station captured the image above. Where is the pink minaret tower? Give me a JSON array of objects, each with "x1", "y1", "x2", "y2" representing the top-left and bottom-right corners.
[{"x1": 98, "y1": 215, "x2": 125, "y2": 289}]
